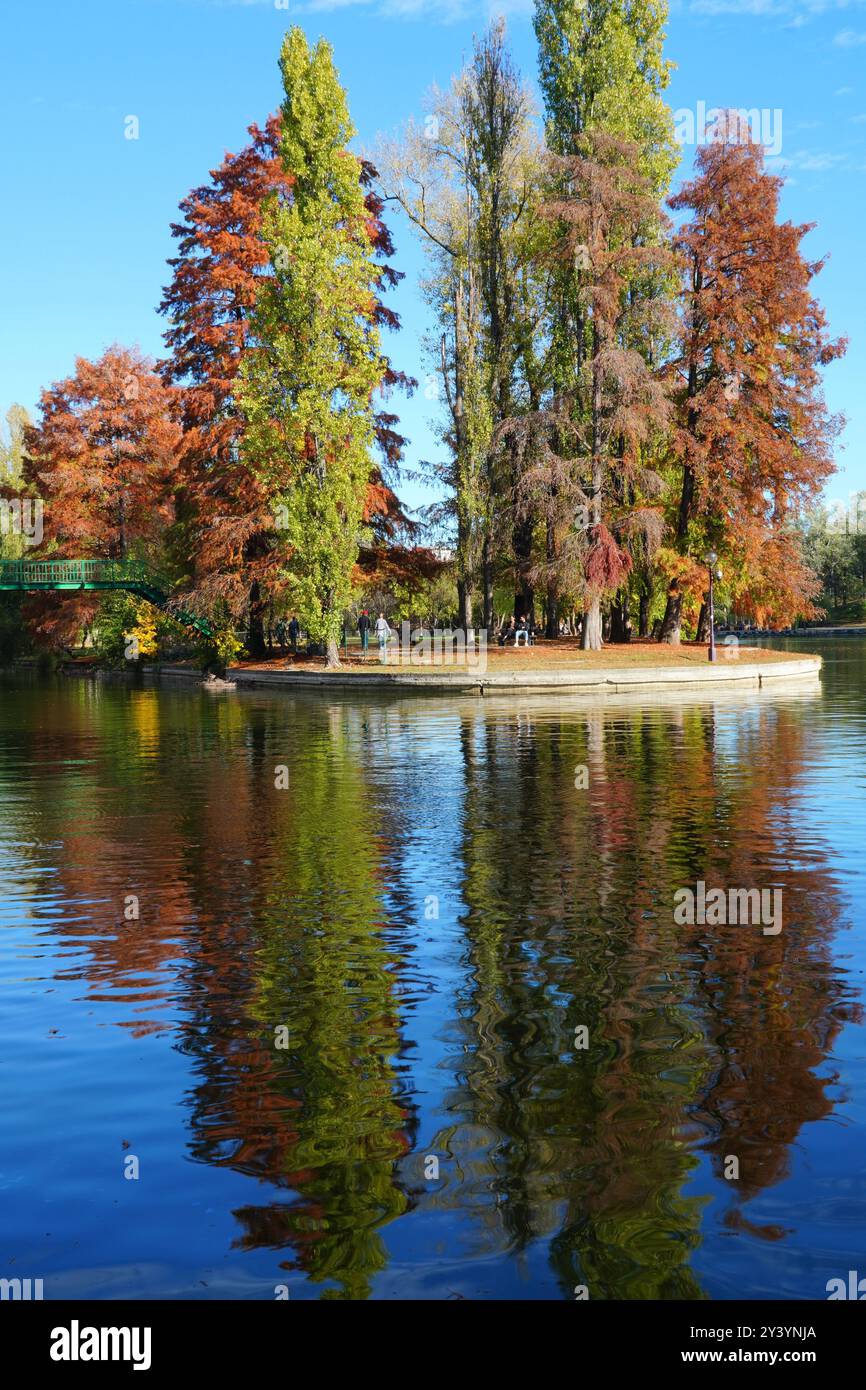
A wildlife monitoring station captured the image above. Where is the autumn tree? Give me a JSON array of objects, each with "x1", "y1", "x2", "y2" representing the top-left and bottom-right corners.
[
  {"x1": 25, "y1": 346, "x2": 180, "y2": 561},
  {"x1": 502, "y1": 133, "x2": 671, "y2": 648},
  {"x1": 660, "y1": 115, "x2": 846, "y2": 640},
  {"x1": 16, "y1": 348, "x2": 179, "y2": 648},
  {"x1": 530, "y1": 0, "x2": 678, "y2": 642},
  {"x1": 239, "y1": 28, "x2": 387, "y2": 666},
  {"x1": 159, "y1": 115, "x2": 412, "y2": 656},
  {"x1": 375, "y1": 21, "x2": 544, "y2": 629},
  {"x1": 1, "y1": 404, "x2": 34, "y2": 561}
]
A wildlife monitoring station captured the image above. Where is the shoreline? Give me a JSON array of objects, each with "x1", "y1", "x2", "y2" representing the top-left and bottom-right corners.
[{"x1": 142, "y1": 652, "x2": 822, "y2": 696}]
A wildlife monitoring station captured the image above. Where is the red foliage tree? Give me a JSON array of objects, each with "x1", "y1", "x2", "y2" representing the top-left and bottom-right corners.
[
  {"x1": 661, "y1": 115, "x2": 846, "y2": 639},
  {"x1": 158, "y1": 114, "x2": 414, "y2": 652},
  {"x1": 25, "y1": 345, "x2": 180, "y2": 560},
  {"x1": 21, "y1": 345, "x2": 181, "y2": 646},
  {"x1": 517, "y1": 132, "x2": 672, "y2": 648}
]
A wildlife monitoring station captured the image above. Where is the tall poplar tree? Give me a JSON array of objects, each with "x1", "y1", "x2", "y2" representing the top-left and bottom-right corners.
[
  {"x1": 532, "y1": 0, "x2": 677, "y2": 647},
  {"x1": 534, "y1": 0, "x2": 676, "y2": 191},
  {"x1": 240, "y1": 28, "x2": 386, "y2": 666},
  {"x1": 159, "y1": 115, "x2": 410, "y2": 655},
  {"x1": 0, "y1": 405, "x2": 32, "y2": 562},
  {"x1": 374, "y1": 21, "x2": 543, "y2": 629}
]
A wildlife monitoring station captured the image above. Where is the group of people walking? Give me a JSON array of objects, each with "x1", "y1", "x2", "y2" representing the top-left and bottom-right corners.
[
  {"x1": 358, "y1": 610, "x2": 392, "y2": 661},
  {"x1": 276, "y1": 610, "x2": 392, "y2": 661},
  {"x1": 279, "y1": 608, "x2": 577, "y2": 663},
  {"x1": 274, "y1": 615, "x2": 301, "y2": 652}
]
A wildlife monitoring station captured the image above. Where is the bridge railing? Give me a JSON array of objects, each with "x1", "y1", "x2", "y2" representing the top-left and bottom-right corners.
[
  {"x1": 0, "y1": 558, "x2": 162, "y2": 588},
  {"x1": 0, "y1": 557, "x2": 213, "y2": 637}
]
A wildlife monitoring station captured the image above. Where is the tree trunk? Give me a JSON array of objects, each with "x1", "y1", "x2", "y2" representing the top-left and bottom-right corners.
[
  {"x1": 696, "y1": 600, "x2": 709, "y2": 643},
  {"x1": 659, "y1": 583, "x2": 683, "y2": 644},
  {"x1": 609, "y1": 591, "x2": 631, "y2": 643},
  {"x1": 326, "y1": 638, "x2": 340, "y2": 669},
  {"x1": 582, "y1": 317, "x2": 605, "y2": 653},
  {"x1": 247, "y1": 580, "x2": 266, "y2": 658},
  {"x1": 457, "y1": 579, "x2": 472, "y2": 630},
  {"x1": 546, "y1": 585, "x2": 559, "y2": 639},
  {"x1": 481, "y1": 535, "x2": 493, "y2": 634},
  {"x1": 639, "y1": 591, "x2": 650, "y2": 638},
  {"x1": 677, "y1": 463, "x2": 695, "y2": 543},
  {"x1": 544, "y1": 512, "x2": 559, "y2": 637},
  {"x1": 581, "y1": 597, "x2": 603, "y2": 650},
  {"x1": 513, "y1": 515, "x2": 534, "y2": 620}
]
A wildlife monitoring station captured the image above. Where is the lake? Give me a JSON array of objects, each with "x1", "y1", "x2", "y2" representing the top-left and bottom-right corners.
[{"x1": 1, "y1": 640, "x2": 865, "y2": 1300}]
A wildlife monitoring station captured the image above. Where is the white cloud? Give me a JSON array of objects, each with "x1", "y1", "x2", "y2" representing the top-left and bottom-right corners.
[
  {"x1": 193, "y1": 0, "x2": 477, "y2": 14},
  {"x1": 784, "y1": 148, "x2": 848, "y2": 170},
  {"x1": 688, "y1": 0, "x2": 866, "y2": 25},
  {"x1": 186, "y1": 0, "x2": 866, "y2": 31},
  {"x1": 691, "y1": 0, "x2": 785, "y2": 13}
]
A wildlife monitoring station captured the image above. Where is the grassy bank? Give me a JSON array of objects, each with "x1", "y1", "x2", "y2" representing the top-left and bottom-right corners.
[{"x1": 229, "y1": 639, "x2": 811, "y2": 676}]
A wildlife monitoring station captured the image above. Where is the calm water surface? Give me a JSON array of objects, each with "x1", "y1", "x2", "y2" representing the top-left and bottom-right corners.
[{"x1": 1, "y1": 641, "x2": 865, "y2": 1300}]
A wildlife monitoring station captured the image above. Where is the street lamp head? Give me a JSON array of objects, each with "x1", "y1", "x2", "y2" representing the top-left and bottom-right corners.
[{"x1": 706, "y1": 550, "x2": 718, "y2": 566}]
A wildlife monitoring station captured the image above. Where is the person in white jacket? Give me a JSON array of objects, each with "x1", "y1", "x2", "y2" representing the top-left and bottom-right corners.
[{"x1": 375, "y1": 612, "x2": 392, "y2": 663}]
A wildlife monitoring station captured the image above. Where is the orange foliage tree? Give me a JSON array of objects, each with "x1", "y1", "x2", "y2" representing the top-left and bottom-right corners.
[
  {"x1": 21, "y1": 345, "x2": 181, "y2": 646},
  {"x1": 158, "y1": 115, "x2": 414, "y2": 654},
  {"x1": 25, "y1": 344, "x2": 180, "y2": 561},
  {"x1": 661, "y1": 114, "x2": 846, "y2": 640},
  {"x1": 510, "y1": 132, "x2": 672, "y2": 648}
]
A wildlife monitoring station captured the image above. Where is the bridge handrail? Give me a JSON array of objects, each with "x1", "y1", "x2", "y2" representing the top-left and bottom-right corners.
[
  {"x1": 0, "y1": 556, "x2": 213, "y2": 638},
  {"x1": 0, "y1": 557, "x2": 166, "y2": 588}
]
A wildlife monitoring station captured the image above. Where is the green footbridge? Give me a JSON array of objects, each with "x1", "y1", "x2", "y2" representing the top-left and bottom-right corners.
[{"x1": 0, "y1": 558, "x2": 213, "y2": 638}]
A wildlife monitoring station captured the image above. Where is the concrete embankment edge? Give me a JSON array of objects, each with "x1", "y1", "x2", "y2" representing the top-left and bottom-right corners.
[{"x1": 145, "y1": 655, "x2": 822, "y2": 696}]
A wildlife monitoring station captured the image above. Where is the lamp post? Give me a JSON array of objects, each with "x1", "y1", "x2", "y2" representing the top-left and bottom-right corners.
[{"x1": 705, "y1": 550, "x2": 721, "y2": 662}]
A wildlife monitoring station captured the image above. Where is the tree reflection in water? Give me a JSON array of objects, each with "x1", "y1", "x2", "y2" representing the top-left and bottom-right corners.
[{"x1": 1, "y1": 667, "x2": 859, "y2": 1299}]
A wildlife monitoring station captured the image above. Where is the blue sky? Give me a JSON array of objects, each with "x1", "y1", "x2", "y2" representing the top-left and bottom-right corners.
[{"x1": 2, "y1": 0, "x2": 864, "y2": 521}]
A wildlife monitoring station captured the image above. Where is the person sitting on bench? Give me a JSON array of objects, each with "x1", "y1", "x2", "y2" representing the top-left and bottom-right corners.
[{"x1": 514, "y1": 616, "x2": 530, "y2": 647}]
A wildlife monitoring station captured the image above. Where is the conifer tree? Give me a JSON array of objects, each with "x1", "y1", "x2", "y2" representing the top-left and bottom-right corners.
[
  {"x1": 532, "y1": 0, "x2": 677, "y2": 646},
  {"x1": 660, "y1": 116, "x2": 846, "y2": 640},
  {"x1": 159, "y1": 115, "x2": 409, "y2": 655}
]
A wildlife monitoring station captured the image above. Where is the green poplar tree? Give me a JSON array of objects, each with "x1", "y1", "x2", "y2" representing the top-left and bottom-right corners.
[
  {"x1": 533, "y1": 0, "x2": 677, "y2": 192},
  {"x1": 240, "y1": 27, "x2": 385, "y2": 667},
  {"x1": 1, "y1": 405, "x2": 32, "y2": 562}
]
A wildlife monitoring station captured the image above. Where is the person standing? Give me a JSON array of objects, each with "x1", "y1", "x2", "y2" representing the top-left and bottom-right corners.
[
  {"x1": 358, "y1": 609, "x2": 370, "y2": 657},
  {"x1": 287, "y1": 614, "x2": 300, "y2": 655},
  {"x1": 375, "y1": 612, "x2": 391, "y2": 664}
]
